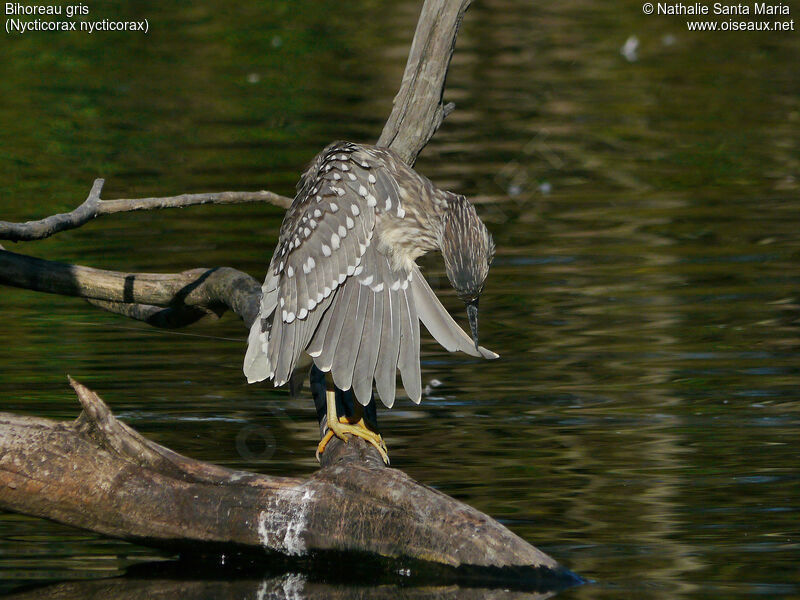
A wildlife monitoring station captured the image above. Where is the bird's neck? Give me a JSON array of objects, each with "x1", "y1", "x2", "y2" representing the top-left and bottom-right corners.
[
  {"x1": 374, "y1": 189, "x2": 451, "y2": 273},
  {"x1": 376, "y1": 213, "x2": 440, "y2": 272}
]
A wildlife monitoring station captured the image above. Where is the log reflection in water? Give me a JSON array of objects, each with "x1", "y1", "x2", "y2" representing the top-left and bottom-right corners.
[{"x1": 6, "y1": 567, "x2": 565, "y2": 600}]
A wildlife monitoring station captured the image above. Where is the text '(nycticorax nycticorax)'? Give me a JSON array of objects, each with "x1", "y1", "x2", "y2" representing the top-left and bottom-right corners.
[{"x1": 244, "y1": 141, "x2": 497, "y2": 462}]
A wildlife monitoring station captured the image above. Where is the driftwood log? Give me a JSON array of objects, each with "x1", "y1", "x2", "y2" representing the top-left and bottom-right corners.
[
  {"x1": 0, "y1": 379, "x2": 578, "y2": 590},
  {"x1": 0, "y1": 0, "x2": 579, "y2": 589}
]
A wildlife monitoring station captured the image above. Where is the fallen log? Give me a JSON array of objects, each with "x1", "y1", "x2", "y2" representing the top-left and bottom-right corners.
[{"x1": 0, "y1": 378, "x2": 578, "y2": 590}]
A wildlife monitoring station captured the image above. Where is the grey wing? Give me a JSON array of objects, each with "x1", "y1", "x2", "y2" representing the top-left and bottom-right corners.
[
  {"x1": 319, "y1": 256, "x2": 501, "y2": 407},
  {"x1": 244, "y1": 142, "x2": 379, "y2": 386},
  {"x1": 410, "y1": 264, "x2": 499, "y2": 359},
  {"x1": 243, "y1": 272, "x2": 279, "y2": 383},
  {"x1": 397, "y1": 268, "x2": 421, "y2": 404},
  {"x1": 308, "y1": 242, "x2": 416, "y2": 408},
  {"x1": 351, "y1": 248, "x2": 384, "y2": 403}
]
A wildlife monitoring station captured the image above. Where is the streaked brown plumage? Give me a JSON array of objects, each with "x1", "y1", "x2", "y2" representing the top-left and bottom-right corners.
[{"x1": 244, "y1": 141, "x2": 497, "y2": 408}]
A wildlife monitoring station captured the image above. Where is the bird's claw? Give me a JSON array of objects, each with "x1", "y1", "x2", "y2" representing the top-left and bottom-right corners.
[
  {"x1": 316, "y1": 415, "x2": 389, "y2": 464},
  {"x1": 316, "y1": 390, "x2": 389, "y2": 464}
]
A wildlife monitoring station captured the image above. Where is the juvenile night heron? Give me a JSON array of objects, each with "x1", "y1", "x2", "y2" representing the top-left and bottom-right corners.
[{"x1": 244, "y1": 141, "x2": 498, "y2": 462}]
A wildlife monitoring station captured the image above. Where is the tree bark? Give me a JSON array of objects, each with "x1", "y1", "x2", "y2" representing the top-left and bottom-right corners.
[
  {"x1": 377, "y1": 0, "x2": 469, "y2": 165},
  {"x1": 0, "y1": 248, "x2": 262, "y2": 328},
  {"x1": 0, "y1": 379, "x2": 577, "y2": 588}
]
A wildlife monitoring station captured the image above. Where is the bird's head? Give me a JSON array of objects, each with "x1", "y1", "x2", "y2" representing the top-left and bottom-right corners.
[{"x1": 440, "y1": 194, "x2": 495, "y2": 350}]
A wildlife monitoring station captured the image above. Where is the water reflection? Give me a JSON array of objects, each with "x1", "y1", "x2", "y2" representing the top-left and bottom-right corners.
[
  {"x1": 6, "y1": 567, "x2": 562, "y2": 600},
  {"x1": 8, "y1": 578, "x2": 553, "y2": 600}
]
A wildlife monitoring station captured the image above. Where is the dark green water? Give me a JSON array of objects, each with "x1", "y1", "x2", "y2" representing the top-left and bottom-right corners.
[{"x1": 1, "y1": 1, "x2": 798, "y2": 598}]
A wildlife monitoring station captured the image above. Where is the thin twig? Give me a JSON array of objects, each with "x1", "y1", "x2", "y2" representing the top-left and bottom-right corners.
[
  {"x1": 100, "y1": 189, "x2": 292, "y2": 214},
  {"x1": 0, "y1": 179, "x2": 293, "y2": 243}
]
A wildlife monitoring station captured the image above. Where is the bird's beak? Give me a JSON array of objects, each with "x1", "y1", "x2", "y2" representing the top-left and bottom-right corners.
[{"x1": 466, "y1": 299, "x2": 480, "y2": 351}]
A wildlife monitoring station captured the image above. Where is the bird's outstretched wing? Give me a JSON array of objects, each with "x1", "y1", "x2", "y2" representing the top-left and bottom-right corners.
[
  {"x1": 306, "y1": 243, "x2": 418, "y2": 407},
  {"x1": 304, "y1": 252, "x2": 499, "y2": 408},
  {"x1": 410, "y1": 264, "x2": 499, "y2": 360},
  {"x1": 243, "y1": 271, "x2": 279, "y2": 382},
  {"x1": 244, "y1": 141, "x2": 498, "y2": 408},
  {"x1": 245, "y1": 142, "x2": 387, "y2": 388}
]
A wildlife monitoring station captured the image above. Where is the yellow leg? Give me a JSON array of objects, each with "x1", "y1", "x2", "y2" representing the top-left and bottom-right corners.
[{"x1": 316, "y1": 390, "x2": 389, "y2": 464}]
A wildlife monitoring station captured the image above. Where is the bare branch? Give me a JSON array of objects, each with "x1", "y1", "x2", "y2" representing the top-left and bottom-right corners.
[
  {"x1": 377, "y1": 0, "x2": 471, "y2": 166},
  {"x1": 0, "y1": 179, "x2": 104, "y2": 242},
  {"x1": 0, "y1": 248, "x2": 261, "y2": 328},
  {"x1": 100, "y1": 189, "x2": 292, "y2": 214},
  {"x1": 0, "y1": 179, "x2": 293, "y2": 243}
]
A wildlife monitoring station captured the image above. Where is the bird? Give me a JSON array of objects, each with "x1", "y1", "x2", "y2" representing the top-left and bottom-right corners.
[{"x1": 243, "y1": 141, "x2": 498, "y2": 463}]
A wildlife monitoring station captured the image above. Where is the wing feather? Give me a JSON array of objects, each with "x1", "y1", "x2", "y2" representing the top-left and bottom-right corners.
[
  {"x1": 374, "y1": 254, "x2": 402, "y2": 407},
  {"x1": 243, "y1": 273, "x2": 279, "y2": 383},
  {"x1": 266, "y1": 311, "x2": 285, "y2": 383},
  {"x1": 306, "y1": 307, "x2": 331, "y2": 358},
  {"x1": 317, "y1": 278, "x2": 356, "y2": 371},
  {"x1": 398, "y1": 273, "x2": 422, "y2": 403},
  {"x1": 410, "y1": 264, "x2": 499, "y2": 359},
  {"x1": 352, "y1": 285, "x2": 381, "y2": 405},
  {"x1": 271, "y1": 274, "x2": 296, "y2": 385},
  {"x1": 331, "y1": 281, "x2": 369, "y2": 391},
  {"x1": 352, "y1": 248, "x2": 383, "y2": 404}
]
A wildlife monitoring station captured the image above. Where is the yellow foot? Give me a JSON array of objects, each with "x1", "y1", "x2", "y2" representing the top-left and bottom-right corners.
[
  {"x1": 316, "y1": 415, "x2": 389, "y2": 464},
  {"x1": 316, "y1": 399, "x2": 389, "y2": 464}
]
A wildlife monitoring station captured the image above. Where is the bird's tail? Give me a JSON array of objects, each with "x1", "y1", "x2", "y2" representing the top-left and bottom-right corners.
[{"x1": 243, "y1": 272, "x2": 279, "y2": 383}]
